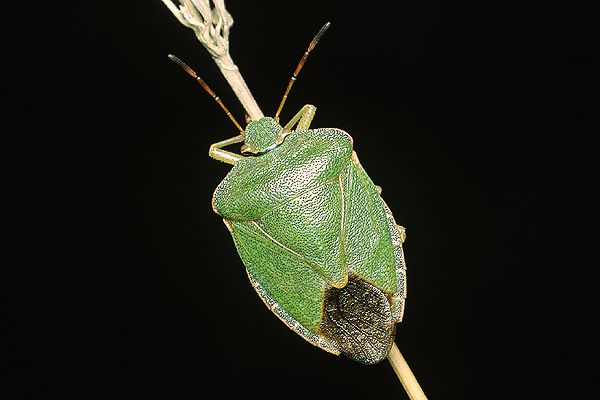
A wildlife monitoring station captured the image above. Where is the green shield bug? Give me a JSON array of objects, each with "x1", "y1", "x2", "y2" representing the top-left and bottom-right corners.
[{"x1": 169, "y1": 22, "x2": 407, "y2": 365}]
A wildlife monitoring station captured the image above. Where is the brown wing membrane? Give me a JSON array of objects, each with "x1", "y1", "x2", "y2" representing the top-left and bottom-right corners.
[{"x1": 319, "y1": 276, "x2": 395, "y2": 364}]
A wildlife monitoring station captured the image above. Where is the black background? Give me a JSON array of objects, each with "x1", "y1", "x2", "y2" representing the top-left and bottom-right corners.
[{"x1": 9, "y1": 1, "x2": 596, "y2": 399}]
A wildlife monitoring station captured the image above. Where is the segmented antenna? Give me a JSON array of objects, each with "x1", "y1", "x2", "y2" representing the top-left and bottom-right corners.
[
  {"x1": 274, "y1": 22, "x2": 331, "y2": 121},
  {"x1": 168, "y1": 54, "x2": 244, "y2": 133}
]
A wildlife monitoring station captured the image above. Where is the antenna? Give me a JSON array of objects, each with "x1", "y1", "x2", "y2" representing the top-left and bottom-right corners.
[
  {"x1": 168, "y1": 54, "x2": 244, "y2": 133},
  {"x1": 274, "y1": 22, "x2": 331, "y2": 121}
]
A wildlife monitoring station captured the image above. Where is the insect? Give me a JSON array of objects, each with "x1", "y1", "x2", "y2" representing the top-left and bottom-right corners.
[{"x1": 169, "y1": 22, "x2": 407, "y2": 364}]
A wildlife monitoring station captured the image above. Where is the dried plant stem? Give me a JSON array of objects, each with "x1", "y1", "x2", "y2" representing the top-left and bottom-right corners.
[
  {"x1": 211, "y1": 52, "x2": 263, "y2": 120},
  {"x1": 388, "y1": 342, "x2": 428, "y2": 400},
  {"x1": 161, "y1": 0, "x2": 263, "y2": 120}
]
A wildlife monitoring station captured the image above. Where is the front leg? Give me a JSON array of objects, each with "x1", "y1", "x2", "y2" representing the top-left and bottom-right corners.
[
  {"x1": 209, "y1": 134, "x2": 245, "y2": 165},
  {"x1": 283, "y1": 104, "x2": 317, "y2": 132}
]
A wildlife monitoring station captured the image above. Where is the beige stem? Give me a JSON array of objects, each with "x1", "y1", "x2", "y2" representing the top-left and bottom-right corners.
[
  {"x1": 213, "y1": 53, "x2": 263, "y2": 121},
  {"x1": 160, "y1": 0, "x2": 264, "y2": 121},
  {"x1": 388, "y1": 342, "x2": 428, "y2": 400}
]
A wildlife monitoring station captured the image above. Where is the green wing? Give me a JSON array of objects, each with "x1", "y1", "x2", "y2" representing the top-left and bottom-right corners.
[
  {"x1": 340, "y1": 154, "x2": 398, "y2": 296},
  {"x1": 257, "y1": 178, "x2": 347, "y2": 288},
  {"x1": 227, "y1": 219, "x2": 328, "y2": 331}
]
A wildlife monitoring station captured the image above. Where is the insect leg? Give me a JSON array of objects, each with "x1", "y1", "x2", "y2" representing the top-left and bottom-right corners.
[
  {"x1": 209, "y1": 134, "x2": 245, "y2": 165},
  {"x1": 282, "y1": 104, "x2": 317, "y2": 132}
]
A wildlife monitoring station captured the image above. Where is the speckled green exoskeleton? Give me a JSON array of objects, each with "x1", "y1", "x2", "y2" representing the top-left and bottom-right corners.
[{"x1": 169, "y1": 23, "x2": 407, "y2": 364}]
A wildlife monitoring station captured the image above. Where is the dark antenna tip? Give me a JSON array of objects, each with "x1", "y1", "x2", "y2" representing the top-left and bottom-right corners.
[
  {"x1": 275, "y1": 22, "x2": 332, "y2": 119},
  {"x1": 167, "y1": 54, "x2": 244, "y2": 133},
  {"x1": 168, "y1": 54, "x2": 197, "y2": 78},
  {"x1": 308, "y1": 22, "x2": 331, "y2": 51}
]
